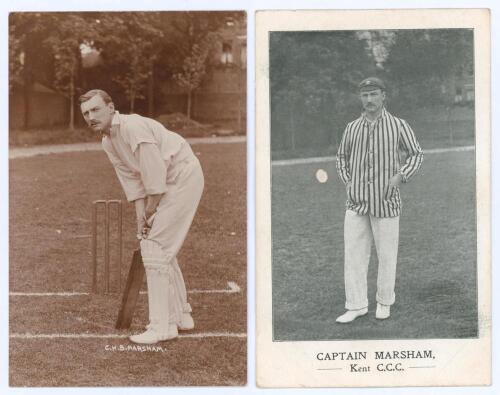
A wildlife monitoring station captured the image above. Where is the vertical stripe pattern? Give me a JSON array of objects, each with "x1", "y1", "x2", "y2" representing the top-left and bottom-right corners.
[{"x1": 336, "y1": 109, "x2": 423, "y2": 218}]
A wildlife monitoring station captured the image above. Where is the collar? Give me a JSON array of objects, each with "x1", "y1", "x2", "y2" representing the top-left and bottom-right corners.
[
  {"x1": 111, "y1": 111, "x2": 120, "y2": 126},
  {"x1": 362, "y1": 107, "x2": 387, "y2": 124},
  {"x1": 102, "y1": 111, "x2": 120, "y2": 138}
]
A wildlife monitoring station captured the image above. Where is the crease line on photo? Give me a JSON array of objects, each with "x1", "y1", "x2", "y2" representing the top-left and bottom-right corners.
[{"x1": 9, "y1": 281, "x2": 241, "y2": 297}]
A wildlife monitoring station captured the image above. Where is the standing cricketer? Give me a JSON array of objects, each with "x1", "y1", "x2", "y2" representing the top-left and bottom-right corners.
[
  {"x1": 335, "y1": 77, "x2": 423, "y2": 323},
  {"x1": 80, "y1": 89, "x2": 204, "y2": 343}
]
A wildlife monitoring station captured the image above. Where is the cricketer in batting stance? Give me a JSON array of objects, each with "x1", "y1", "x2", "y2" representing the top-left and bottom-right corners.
[
  {"x1": 80, "y1": 89, "x2": 204, "y2": 344},
  {"x1": 335, "y1": 77, "x2": 424, "y2": 323}
]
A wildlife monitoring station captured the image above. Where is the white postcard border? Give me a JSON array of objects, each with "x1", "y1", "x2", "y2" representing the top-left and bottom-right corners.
[{"x1": 256, "y1": 8, "x2": 491, "y2": 388}]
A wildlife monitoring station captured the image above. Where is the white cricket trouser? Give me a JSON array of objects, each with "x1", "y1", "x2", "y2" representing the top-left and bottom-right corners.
[
  {"x1": 344, "y1": 209, "x2": 400, "y2": 310},
  {"x1": 141, "y1": 144, "x2": 204, "y2": 325}
]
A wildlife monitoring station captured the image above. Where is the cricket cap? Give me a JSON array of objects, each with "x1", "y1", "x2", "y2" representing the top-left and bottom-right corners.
[{"x1": 359, "y1": 77, "x2": 386, "y2": 92}]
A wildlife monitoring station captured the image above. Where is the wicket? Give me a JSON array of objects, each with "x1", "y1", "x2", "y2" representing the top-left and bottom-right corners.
[{"x1": 91, "y1": 200, "x2": 123, "y2": 294}]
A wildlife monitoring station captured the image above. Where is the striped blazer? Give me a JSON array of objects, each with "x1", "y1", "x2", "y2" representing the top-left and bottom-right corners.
[{"x1": 336, "y1": 108, "x2": 424, "y2": 218}]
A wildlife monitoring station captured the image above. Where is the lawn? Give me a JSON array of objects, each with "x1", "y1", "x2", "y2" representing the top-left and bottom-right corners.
[
  {"x1": 9, "y1": 115, "x2": 246, "y2": 148},
  {"x1": 271, "y1": 150, "x2": 477, "y2": 341},
  {"x1": 271, "y1": 116, "x2": 474, "y2": 161},
  {"x1": 9, "y1": 142, "x2": 247, "y2": 386}
]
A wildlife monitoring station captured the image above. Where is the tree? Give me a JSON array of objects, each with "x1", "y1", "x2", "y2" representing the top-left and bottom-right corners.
[
  {"x1": 173, "y1": 34, "x2": 217, "y2": 119},
  {"x1": 381, "y1": 29, "x2": 474, "y2": 144},
  {"x1": 9, "y1": 13, "x2": 51, "y2": 129},
  {"x1": 9, "y1": 11, "x2": 245, "y2": 128},
  {"x1": 94, "y1": 13, "x2": 164, "y2": 114},
  {"x1": 9, "y1": 22, "x2": 23, "y2": 92},
  {"x1": 270, "y1": 31, "x2": 376, "y2": 156},
  {"x1": 86, "y1": 11, "x2": 240, "y2": 116},
  {"x1": 44, "y1": 14, "x2": 95, "y2": 130},
  {"x1": 382, "y1": 29, "x2": 474, "y2": 107},
  {"x1": 166, "y1": 12, "x2": 241, "y2": 120}
]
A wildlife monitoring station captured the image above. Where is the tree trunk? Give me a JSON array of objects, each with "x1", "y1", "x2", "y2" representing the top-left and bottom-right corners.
[
  {"x1": 69, "y1": 63, "x2": 75, "y2": 131},
  {"x1": 237, "y1": 66, "x2": 243, "y2": 134},
  {"x1": 21, "y1": 48, "x2": 34, "y2": 130},
  {"x1": 22, "y1": 81, "x2": 32, "y2": 130},
  {"x1": 130, "y1": 90, "x2": 135, "y2": 114},
  {"x1": 148, "y1": 68, "x2": 154, "y2": 117},
  {"x1": 187, "y1": 89, "x2": 192, "y2": 120},
  {"x1": 447, "y1": 105, "x2": 454, "y2": 145}
]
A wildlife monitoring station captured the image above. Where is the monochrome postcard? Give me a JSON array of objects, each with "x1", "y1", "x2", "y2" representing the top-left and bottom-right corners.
[
  {"x1": 9, "y1": 10, "x2": 247, "y2": 386},
  {"x1": 256, "y1": 9, "x2": 490, "y2": 387}
]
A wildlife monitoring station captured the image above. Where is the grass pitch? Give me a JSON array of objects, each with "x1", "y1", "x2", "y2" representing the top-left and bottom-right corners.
[
  {"x1": 9, "y1": 142, "x2": 246, "y2": 386},
  {"x1": 271, "y1": 150, "x2": 477, "y2": 341}
]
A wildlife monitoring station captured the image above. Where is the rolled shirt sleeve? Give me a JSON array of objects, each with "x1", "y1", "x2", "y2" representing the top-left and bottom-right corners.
[
  {"x1": 398, "y1": 120, "x2": 424, "y2": 183},
  {"x1": 103, "y1": 113, "x2": 183, "y2": 201},
  {"x1": 103, "y1": 144, "x2": 146, "y2": 202},
  {"x1": 136, "y1": 143, "x2": 168, "y2": 196},
  {"x1": 336, "y1": 124, "x2": 352, "y2": 185}
]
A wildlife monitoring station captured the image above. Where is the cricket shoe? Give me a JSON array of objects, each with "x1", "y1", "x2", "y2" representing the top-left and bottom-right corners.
[
  {"x1": 146, "y1": 313, "x2": 195, "y2": 331},
  {"x1": 335, "y1": 307, "x2": 368, "y2": 323},
  {"x1": 178, "y1": 312, "x2": 195, "y2": 331},
  {"x1": 375, "y1": 303, "x2": 391, "y2": 320},
  {"x1": 129, "y1": 325, "x2": 178, "y2": 344}
]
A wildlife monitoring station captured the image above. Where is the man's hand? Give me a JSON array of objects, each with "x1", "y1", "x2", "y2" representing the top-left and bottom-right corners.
[
  {"x1": 134, "y1": 198, "x2": 146, "y2": 247},
  {"x1": 137, "y1": 216, "x2": 146, "y2": 236},
  {"x1": 145, "y1": 194, "x2": 163, "y2": 221},
  {"x1": 389, "y1": 173, "x2": 403, "y2": 188},
  {"x1": 385, "y1": 173, "x2": 403, "y2": 199}
]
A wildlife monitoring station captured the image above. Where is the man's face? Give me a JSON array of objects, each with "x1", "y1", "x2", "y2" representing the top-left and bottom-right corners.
[
  {"x1": 359, "y1": 88, "x2": 385, "y2": 115},
  {"x1": 80, "y1": 94, "x2": 114, "y2": 133}
]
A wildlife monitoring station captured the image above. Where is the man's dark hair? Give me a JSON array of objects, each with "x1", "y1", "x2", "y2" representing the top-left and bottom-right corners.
[{"x1": 78, "y1": 89, "x2": 113, "y2": 105}]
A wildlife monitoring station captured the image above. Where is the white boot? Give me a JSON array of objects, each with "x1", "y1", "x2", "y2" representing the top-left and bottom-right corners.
[
  {"x1": 145, "y1": 318, "x2": 192, "y2": 331},
  {"x1": 179, "y1": 303, "x2": 194, "y2": 331},
  {"x1": 336, "y1": 307, "x2": 368, "y2": 323},
  {"x1": 130, "y1": 241, "x2": 178, "y2": 344},
  {"x1": 147, "y1": 310, "x2": 194, "y2": 331},
  {"x1": 130, "y1": 324, "x2": 178, "y2": 344},
  {"x1": 375, "y1": 303, "x2": 391, "y2": 320}
]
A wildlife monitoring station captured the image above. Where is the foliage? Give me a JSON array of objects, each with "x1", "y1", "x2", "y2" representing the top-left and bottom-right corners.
[
  {"x1": 94, "y1": 13, "x2": 164, "y2": 112},
  {"x1": 43, "y1": 14, "x2": 99, "y2": 129},
  {"x1": 173, "y1": 35, "x2": 218, "y2": 92},
  {"x1": 270, "y1": 31, "x2": 376, "y2": 153},
  {"x1": 168, "y1": 12, "x2": 242, "y2": 119},
  {"x1": 173, "y1": 32, "x2": 218, "y2": 119},
  {"x1": 165, "y1": 12, "x2": 243, "y2": 61},
  {"x1": 9, "y1": 13, "x2": 96, "y2": 129},
  {"x1": 382, "y1": 29, "x2": 474, "y2": 108},
  {"x1": 9, "y1": 11, "x2": 241, "y2": 124},
  {"x1": 8, "y1": 21, "x2": 23, "y2": 91},
  {"x1": 43, "y1": 15, "x2": 90, "y2": 96},
  {"x1": 8, "y1": 13, "x2": 48, "y2": 92},
  {"x1": 270, "y1": 29, "x2": 475, "y2": 157}
]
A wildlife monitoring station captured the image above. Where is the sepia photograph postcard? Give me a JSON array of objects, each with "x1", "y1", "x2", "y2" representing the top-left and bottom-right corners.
[
  {"x1": 256, "y1": 8, "x2": 490, "y2": 387},
  {"x1": 8, "y1": 10, "x2": 247, "y2": 386}
]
